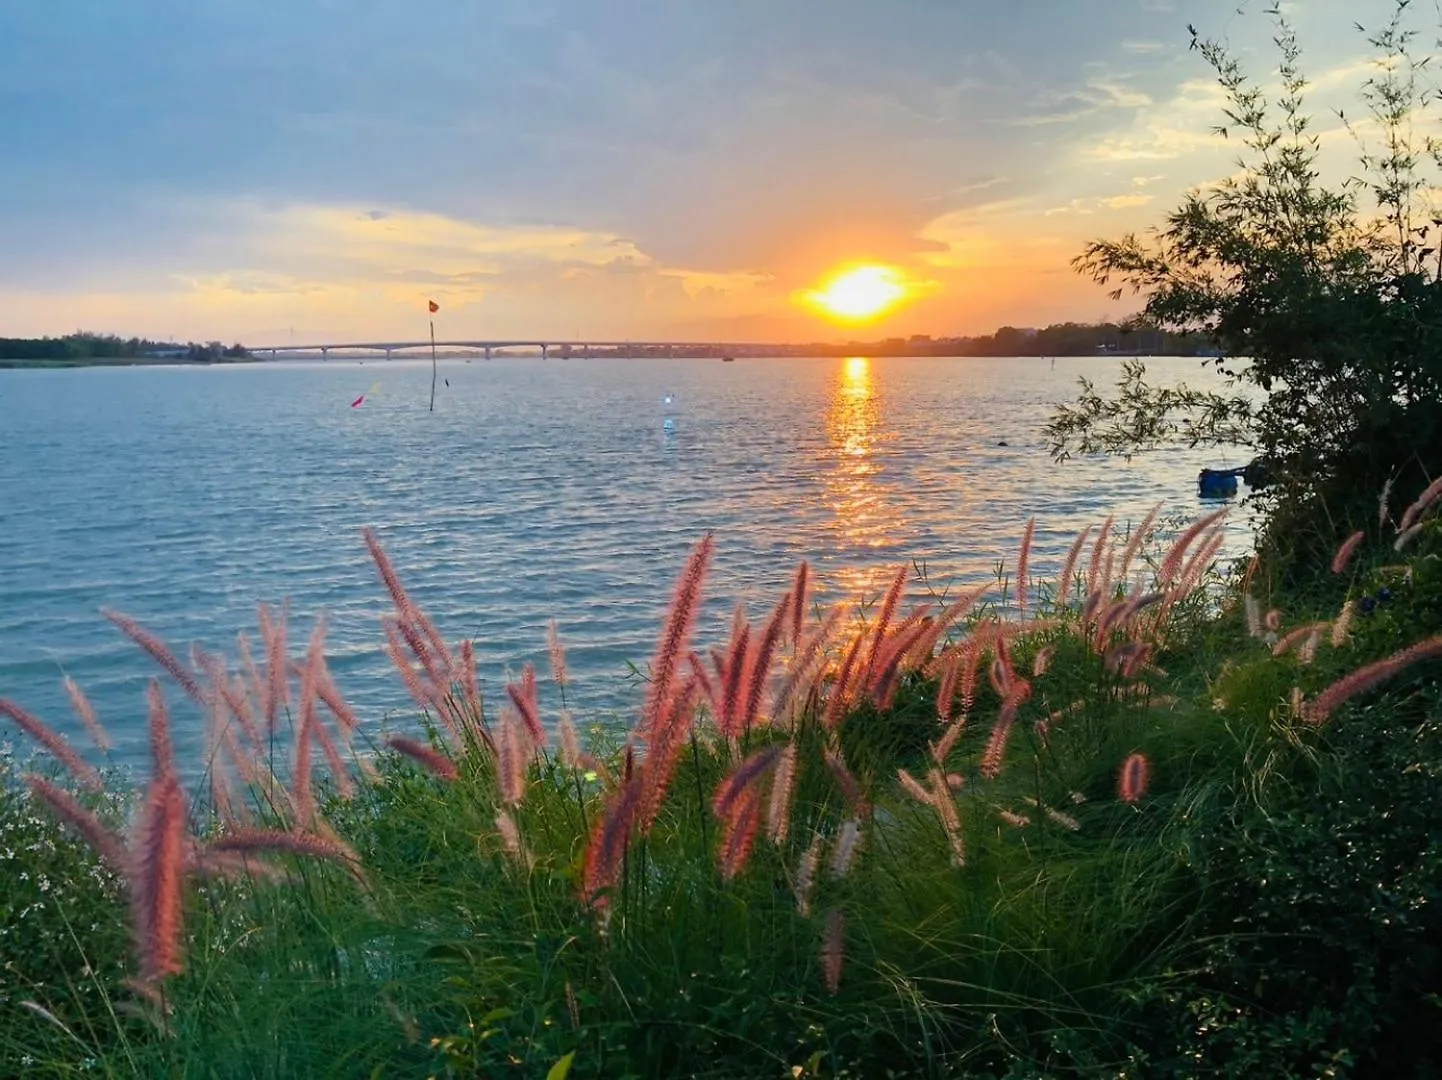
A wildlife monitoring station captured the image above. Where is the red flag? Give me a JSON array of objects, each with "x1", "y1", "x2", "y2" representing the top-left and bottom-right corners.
[
  {"x1": 350, "y1": 395, "x2": 365, "y2": 408},
  {"x1": 428, "y1": 300, "x2": 440, "y2": 313}
]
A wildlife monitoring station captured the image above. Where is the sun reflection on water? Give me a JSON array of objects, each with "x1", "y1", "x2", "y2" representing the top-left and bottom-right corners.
[{"x1": 821, "y1": 356, "x2": 906, "y2": 595}]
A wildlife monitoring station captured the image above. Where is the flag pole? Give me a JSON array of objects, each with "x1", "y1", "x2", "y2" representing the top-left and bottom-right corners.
[{"x1": 428, "y1": 315, "x2": 438, "y2": 412}]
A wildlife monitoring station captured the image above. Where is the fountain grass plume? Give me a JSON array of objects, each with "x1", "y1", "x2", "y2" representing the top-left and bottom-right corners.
[
  {"x1": 1118, "y1": 753, "x2": 1151, "y2": 804},
  {"x1": 637, "y1": 677, "x2": 699, "y2": 834},
  {"x1": 1157, "y1": 507, "x2": 1228, "y2": 588},
  {"x1": 1272, "y1": 621, "x2": 1332, "y2": 658},
  {"x1": 495, "y1": 706, "x2": 531, "y2": 806},
  {"x1": 767, "y1": 740, "x2": 799, "y2": 844},
  {"x1": 736, "y1": 593, "x2": 790, "y2": 737},
  {"x1": 129, "y1": 768, "x2": 187, "y2": 987},
  {"x1": 257, "y1": 602, "x2": 291, "y2": 733},
  {"x1": 712, "y1": 744, "x2": 782, "y2": 825},
  {"x1": 582, "y1": 770, "x2": 642, "y2": 909},
  {"x1": 61, "y1": 675, "x2": 110, "y2": 752},
  {"x1": 1057, "y1": 525, "x2": 1092, "y2": 609},
  {"x1": 1332, "y1": 530, "x2": 1366, "y2": 575},
  {"x1": 287, "y1": 620, "x2": 329, "y2": 827},
  {"x1": 386, "y1": 736, "x2": 459, "y2": 781},
  {"x1": 716, "y1": 623, "x2": 751, "y2": 738},
  {"x1": 772, "y1": 605, "x2": 845, "y2": 724},
  {"x1": 209, "y1": 827, "x2": 361, "y2": 872},
  {"x1": 547, "y1": 619, "x2": 568, "y2": 690},
  {"x1": 22, "y1": 774, "x2": 126, "y2": 868},
  {"x1": 506, "y1": 663, "x2": 545, "y2": 748},
  {"x1": 823, "y1": 744, "x2": 866, "y2": 815},
  {"x1": 457, "y1": 639, "x2": 488, "y2": 745},
  {"x1": 102, "y1": 608, "x2": 207, "y2": 708},
  {"x1": 641, "y1": 534, "x2": 714, "y2": 739},
  {"x1": 1306, "y1": 634, "x2": 1442, "y2": 724},
  {"x1": 1118, "y1": 503, "x2": 1162, "y2": 588},
  {"x1": 790, "y1": 561, "x2": 810, "y2": 646},
  {"x1": 1086, "y1": 515, "x2": 1115, "y2": 597},
  {"x1": 363, "y1": 526, "x2": 417, "y2": 623},
  {"x1": 795, "y1": 831, "x2": 824, "y2": 916},
  {"x1": 1397, "y1": 474, "x2": 1442, "y2": 534},
  {"x1": 935, "y1": 651, "x2": 961, "y2": 722},
  {"x1": 0, "y1": 697, "x2": 104, "y2": 792},
  {"x1": 822, "y1": 632, "x2": 865, "y2": 732},
  {"x1": 1015, "y1": 517, "x2": 1036, "y2": 618},
  {"x1": 717, "y1": 785, "x2": 763, "y2": 881},
  {"x1": 864, "y1": 564, "x2": 908, "y2": 682}
]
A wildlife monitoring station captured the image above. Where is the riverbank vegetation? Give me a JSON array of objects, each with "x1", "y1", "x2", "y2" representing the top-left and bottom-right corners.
[
  {"x1": 0, "y1": 334, "x2": 249, "y2": 367},
  {"x1": 3, "y1": 495, "x2": 1442, "y2": 1078},
  {"x1": 6, "y1": 4, "x2": 1442, "y2": 1077}
]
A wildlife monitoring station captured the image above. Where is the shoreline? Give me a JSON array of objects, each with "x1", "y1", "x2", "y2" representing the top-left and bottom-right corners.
[{"x1": 0, "y1": 356, "x2": 265, "y2": 370}]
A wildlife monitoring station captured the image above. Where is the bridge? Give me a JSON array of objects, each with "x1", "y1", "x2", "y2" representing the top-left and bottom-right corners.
[{"x1": 247, "y1": 340, "x2": 774, "y2": 361}]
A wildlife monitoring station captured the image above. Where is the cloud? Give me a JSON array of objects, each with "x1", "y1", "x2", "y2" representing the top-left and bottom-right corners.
[
  {"x1": 1007, "y1": 77, "x2": 1152, "y2": 127},
  {"x1": 1121, "y1": 40, "x2": 1168, "y2": 54},
  {"x1": 1100, "y1": 193, "x2": 1154, "y2": 209},
  {"x1": 1132, "y1": 174, "x2": 1166, "y2": 187},
  {"x1": 1081, "y1": 77, "x2": 1229, "y2": 161}
]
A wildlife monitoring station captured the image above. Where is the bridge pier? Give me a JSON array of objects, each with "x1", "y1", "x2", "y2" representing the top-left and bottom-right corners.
[
  {"x1": 484, "y1": 346, "x2": 491, "y2": 361},
  {"x1": 384, "y1": 349, "x2": 392, "y2": 361},
  {"x1": 541, "y1": 343, "x2": 549, "y2": 361},
  {"x1": 321, "y1": 347, "x2": 329, "y2": 361},
  {"x1": 583, "y1": 343, "x2": 591, "y2": 359}
]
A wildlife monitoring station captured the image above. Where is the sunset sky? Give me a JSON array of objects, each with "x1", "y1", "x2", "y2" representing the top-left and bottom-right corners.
[{"x1": 0, "y1": 0, "x2": 1394, "y2": 345}]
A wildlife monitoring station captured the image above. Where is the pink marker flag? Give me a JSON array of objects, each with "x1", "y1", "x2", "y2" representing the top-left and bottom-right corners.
[{"x1": 351, "y1": 395, "x2": 365, "y2": 408}]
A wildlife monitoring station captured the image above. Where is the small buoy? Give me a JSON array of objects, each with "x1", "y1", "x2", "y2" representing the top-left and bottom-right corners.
[
  {"x1": 1198, "y1": 468, "x2": 1239, "y2": 499},
  {"x1": 996, "y1": 440, "x2": 1009, "y2": 447},
  {"x1": 663, "y1": 417, "x2": 677, "y2": 434}
]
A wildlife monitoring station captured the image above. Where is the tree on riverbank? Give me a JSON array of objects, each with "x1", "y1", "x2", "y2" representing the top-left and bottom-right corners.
[
  {"x1": 0, "y1": 333, "x2": 248, "y2": 362},
  {"x1": 1048, "y1": 2, "x2": 1442, "y2": 569}
]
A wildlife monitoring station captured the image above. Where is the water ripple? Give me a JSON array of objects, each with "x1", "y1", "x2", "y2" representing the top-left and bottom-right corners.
[{"x1": 0, "y1": 355, "x2": 1253, "y2": 772}]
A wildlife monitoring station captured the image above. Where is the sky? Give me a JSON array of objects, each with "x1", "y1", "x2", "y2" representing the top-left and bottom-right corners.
[{"x1": 0, "y1": 0, "x2": 1404, "y2": 345}]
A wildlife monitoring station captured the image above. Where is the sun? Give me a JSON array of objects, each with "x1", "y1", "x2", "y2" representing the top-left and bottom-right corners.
[{"x1": 802, "y1": 265, "x2": 909, "y2": 322}]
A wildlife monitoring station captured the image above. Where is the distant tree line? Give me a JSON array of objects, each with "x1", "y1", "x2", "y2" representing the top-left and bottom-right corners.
[{"x1": 0, "y1": 333, "x2": 249, "y2": 362}]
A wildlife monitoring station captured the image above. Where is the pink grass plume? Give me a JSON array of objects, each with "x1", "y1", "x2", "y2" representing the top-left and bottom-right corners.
[
  {"x1": 102, "y1": 609, "x2": 207, "y2": 708},
  {"x1": 130, "y1": 770, "x2": 187, "y2": 986},
  {"x1": 0, "y1": 697, "x2": 104, "y2": 792},
  {"x1": 61, "y1": 676, "x2": 111, "y2": 752},
  {"x1": 385, "y1": 736, "x2": 459, "y2": 781},
  {"x1": 766, "y1": 740, "x2": 799, "y2": 844},
  {"x1": 23, "y1": 774, "x2": 126, "y2": 868},
  {"x1": 1015, "y1": 518, "x2": 1035, "y2": 619},
  {"x1": 1331, "y1": 530, "x2": 1366, "y2": 575},
  {"x1": 642, "y1": 535, "x2": 715, "y2": 738},
  {"x1": 1118, "y1": 753, "x2": 1150, "y2": 804},
  {"x1": 1306, "y1": 634, "x2": 1442, "y2": 724},
  {"x1": 795, "y1": 832, "x2": 824, "y2": 916},
  {"x1": 790, "y1": 561, "x2": 810, "y2": 646},
  {"x1": 822, "y1": 908, "x2": 846, "y2": 993},
  {"x1": 1397, "y1": 474, "x2": 1442, "y2": 534}
]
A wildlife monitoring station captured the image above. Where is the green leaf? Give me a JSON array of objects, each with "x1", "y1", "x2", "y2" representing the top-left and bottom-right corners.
[{"x1": 546, "y1": 1050, "x2": 577, "y2": 1080}]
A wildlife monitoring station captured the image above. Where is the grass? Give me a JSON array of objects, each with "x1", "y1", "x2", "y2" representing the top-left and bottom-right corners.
[{"x1": 3, "y1": 499, "x2": 1442, "y2": 1078}]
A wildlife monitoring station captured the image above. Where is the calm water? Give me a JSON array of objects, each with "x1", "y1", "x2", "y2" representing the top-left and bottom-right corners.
[{"x1": 0, "y1": 355, "x2": 1253, "y2": 772}]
